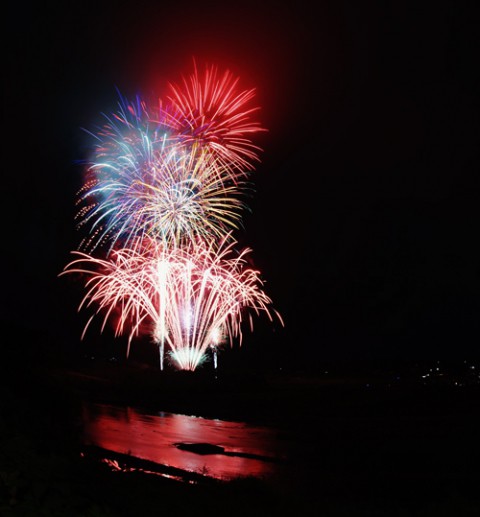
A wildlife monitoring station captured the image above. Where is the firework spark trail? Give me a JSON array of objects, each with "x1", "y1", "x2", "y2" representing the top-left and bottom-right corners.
[
  {"x1": 161, "y1": 62, "x2": 267, "y2": 178},
  {"x1": 61, "y1": 236, "x2": 283, "y2": 371}
]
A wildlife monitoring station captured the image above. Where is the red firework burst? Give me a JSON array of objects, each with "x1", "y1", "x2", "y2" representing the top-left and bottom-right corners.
[{"x1": 161, "y1": 61, "x2": 266, "y2": 177}]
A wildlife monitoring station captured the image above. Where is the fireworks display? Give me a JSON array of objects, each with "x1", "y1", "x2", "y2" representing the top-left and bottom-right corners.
[{"x1": 62, "y1": 62, "x2": 282, "y2": 371}]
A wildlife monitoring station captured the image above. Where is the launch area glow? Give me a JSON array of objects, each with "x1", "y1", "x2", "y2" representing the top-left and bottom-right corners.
[{"x1": 62, "y1": 62, "x2": 282, "y2": 371}]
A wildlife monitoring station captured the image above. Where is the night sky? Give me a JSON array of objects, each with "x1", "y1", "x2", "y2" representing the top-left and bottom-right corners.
[{"x1": 5, "y1": 0, "x2": 479, "y2": 372}]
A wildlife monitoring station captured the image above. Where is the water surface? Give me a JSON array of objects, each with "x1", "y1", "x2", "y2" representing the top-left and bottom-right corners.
[{"x1": 81, "y1": 401, "x2": 292, "y2": 481}]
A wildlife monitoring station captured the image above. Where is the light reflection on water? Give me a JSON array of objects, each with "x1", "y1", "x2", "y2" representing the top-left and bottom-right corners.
[{"x1": 81, "y1": 402, "x2": 290, "y2": 481}]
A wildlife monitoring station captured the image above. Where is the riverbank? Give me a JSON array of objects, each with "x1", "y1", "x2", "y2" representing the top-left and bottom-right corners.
[
  {"x1": 48, "y1": 356, "x2": 480, "y2": 425},
  {"x1": 1, "y1": 356, "x2": 479, "y2": 515}
]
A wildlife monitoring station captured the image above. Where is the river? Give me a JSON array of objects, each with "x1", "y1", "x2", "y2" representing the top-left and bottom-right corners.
[{"x1": 81, "y1": 401, "x2": 302, "y2": 485}]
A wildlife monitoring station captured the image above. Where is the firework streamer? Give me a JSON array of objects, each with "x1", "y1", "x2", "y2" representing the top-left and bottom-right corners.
[{"x1": 61, "y1": 236, "x2": 283, "y2": 371}]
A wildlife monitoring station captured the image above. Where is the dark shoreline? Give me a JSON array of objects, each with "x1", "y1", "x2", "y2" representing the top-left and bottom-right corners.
[{"x1": 51, "y1": 355, "x2": 480, "y2": 413}]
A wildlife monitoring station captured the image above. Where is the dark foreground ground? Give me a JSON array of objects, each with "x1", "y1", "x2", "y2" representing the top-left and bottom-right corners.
[{"x1": 1, "y1": 352, "x2": 479, "y2": 516}]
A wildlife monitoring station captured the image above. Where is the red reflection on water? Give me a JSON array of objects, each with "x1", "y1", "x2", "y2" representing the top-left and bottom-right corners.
[{"x1": 81, "y1": 402, "x2": 285, "y2": 480}]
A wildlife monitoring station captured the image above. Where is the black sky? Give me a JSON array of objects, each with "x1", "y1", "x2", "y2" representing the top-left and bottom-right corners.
[{"x1": 4, "y1": 0, "x2": 479, "y2": 371}]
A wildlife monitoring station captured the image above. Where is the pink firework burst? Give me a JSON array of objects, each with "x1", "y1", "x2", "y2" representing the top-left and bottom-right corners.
[{"x1": 60, "y1": 236, "x2": 283, "y2": 371}]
